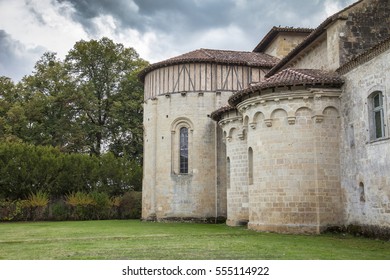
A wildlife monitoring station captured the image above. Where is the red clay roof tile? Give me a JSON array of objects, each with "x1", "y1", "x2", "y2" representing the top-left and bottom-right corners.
[{"x1": 229, "y1": 68, "x2": 344, "y2": 106}]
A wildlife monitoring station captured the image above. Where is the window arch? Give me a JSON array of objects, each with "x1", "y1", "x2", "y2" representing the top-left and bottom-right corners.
[
  {"x1": 369, "y1": 91, "x2": 386, "y2": 140},
  {"x1": 171, "y1": 117, "x2": 193, "y2": 174}
]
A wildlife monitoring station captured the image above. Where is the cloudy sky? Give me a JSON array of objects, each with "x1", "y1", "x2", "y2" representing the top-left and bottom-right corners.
[{"x1": 0, "y1": 0, "x2": 355, "y2": 81}]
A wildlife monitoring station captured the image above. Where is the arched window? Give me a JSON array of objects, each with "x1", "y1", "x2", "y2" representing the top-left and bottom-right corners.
[
  {"x1": 180, "y1": 127, "x2": 189, "y2": 174},
  {"x1": 171, "y1": 117, "x2": 193, "y2": 175}
]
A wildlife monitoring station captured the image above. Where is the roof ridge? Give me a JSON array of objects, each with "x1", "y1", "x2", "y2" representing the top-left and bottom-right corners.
[
  {"x1": 201, "y1": 48, "x2": 263, "y2": 55},
  {"x1": 138, "y1": 48, "x2": 280, "y2": 81},
  {"x1": 253, "y1": 26, "x2": 314, "y2": 53}
]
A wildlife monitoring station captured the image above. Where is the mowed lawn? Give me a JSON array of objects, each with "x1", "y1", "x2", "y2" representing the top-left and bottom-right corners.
[{"x1": 0, "y1": 220, "x2": 389, "y2": 260}]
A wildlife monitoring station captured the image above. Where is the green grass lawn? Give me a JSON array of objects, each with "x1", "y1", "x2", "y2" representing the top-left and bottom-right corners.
[{"x1": 0, "y1": 220, "x2": 389, "y2": 260}]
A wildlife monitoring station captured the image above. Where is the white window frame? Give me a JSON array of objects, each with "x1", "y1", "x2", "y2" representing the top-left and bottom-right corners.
[{"x1": 368, "y1": 90, "x2": 387, "y2": 141}]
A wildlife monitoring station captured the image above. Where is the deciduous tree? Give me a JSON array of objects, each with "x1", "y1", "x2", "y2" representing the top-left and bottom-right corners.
[{"x1": 65, "y1": 37, "x2": 148, "y2": 158}]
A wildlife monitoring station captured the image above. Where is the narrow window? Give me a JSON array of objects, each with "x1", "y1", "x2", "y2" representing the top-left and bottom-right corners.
[
  {"x1": 227, "y1": 157, "x2": 231, "y2": 189},
  {"x1": 359, "y1": 182, "x2": 365, "y2": 203},
  {"x1": 348, "y1": 123, "x2": 355, "y2": 148},
  {"x1": 372, "y1": 92, "x2": 385, "y2": 139},
  {"x1": 248, "y1": 147, "x2": 253, "y2": 185},
  {"x1": 179, "y1": 127, "x2": 188, "y2": 173}
]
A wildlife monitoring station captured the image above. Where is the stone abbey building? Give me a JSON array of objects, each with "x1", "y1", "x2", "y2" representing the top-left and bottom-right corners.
[{"x1": 140, "y1": 0, "x2": 390, "y2": 234}]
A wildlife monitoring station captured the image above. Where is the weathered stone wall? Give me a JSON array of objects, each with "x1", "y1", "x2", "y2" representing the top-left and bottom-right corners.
[
  {"x1": 236, "y1": 88, "x2": 343, "y2": 233},
  {"x1": 340, "y1": 47, "x2": 390, "y2": 227},
  {"x1": 340, "y1": 0, "x2": 390, "y2": 66},
  {"x1": 218, "y1": 111, "x2": 249, "y2": 226},
  {"x1": 264, "y1": 33, "x2": 310, "y2": 60},
  {"x1": 143, "y1": 91, "x2": 222, "y2": 220},
  {"x1": 288, "y1": 37, "x2": 329, "y2": 70},
  {"x1": 216, "y1": 126, "x2": 227, "y2": 218}
]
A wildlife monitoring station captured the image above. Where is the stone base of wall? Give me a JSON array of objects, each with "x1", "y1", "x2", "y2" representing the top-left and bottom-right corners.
[
  {"x1": 141, "y1": 214, "x2": 157, "y2": 222},
  {"x1": 141, "y1": 216, "x2": 227, "y2": 224},
  {"x1": 325, "y1": 224, "x2": 390, "y2": 240},
  {"x1": 226, "y1": 219, "x2": 249, "y2": 227},
  {"x1": 248, "y1": 222, "x2": 325, "y2": 234}
]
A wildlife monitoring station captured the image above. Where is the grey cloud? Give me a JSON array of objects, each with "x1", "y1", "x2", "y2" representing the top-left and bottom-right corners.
[
  {"x1": 55, "y1": 0, "x2": 353, "y2": 46},
  {"x1": 56, "y1": 0, "x2": 236, "y2": 34},
  {"x1": 56, "y1": 0, "x2": 143, "y2": 34},
  {"x1": 0, "y1": 30, "x2": 45, "y2": 81},
  {"x1": 1, "y1": 0, "x2": 356, "y2": 80},
  {"x1": 25, "y1": 0, "x2": 47, "y2": 25}
]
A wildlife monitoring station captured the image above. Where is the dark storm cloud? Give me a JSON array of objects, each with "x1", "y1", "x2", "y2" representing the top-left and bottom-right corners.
[
  {"x1": 0, "y1": 0, "x2": 356, "y2": 81},
  {"x1": 133, "y1": 0, "x2": 236, "y2": 31},
  {"x1": 55, "y1": 0, "x2": 353, "y2": 46},
  {"x1": 56, "y1": 0, "x2": 143, "y2": 34},
  {"x1": 0, "y1": 30, "x2": 45, "y2": 81},
  {"x1": 56, "y1": 0, "x2": 236, "y2": 34}
]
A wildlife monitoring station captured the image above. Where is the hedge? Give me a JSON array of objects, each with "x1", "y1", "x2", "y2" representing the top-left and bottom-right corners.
[
  {"x1": 0, "y1": 142, "x2": 142, "y2": 199},
  {"x1": 0, "y1": 191, "x2": 142, "y2": 221}
]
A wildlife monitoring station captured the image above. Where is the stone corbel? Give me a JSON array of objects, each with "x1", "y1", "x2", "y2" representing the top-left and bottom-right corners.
[
  {"x1": 226, "y1": 136, "x2": 232, "y2": 142},
  {"x1": 238, "y1": 132, "x2": 245, "y2": 140},
  {"x1": 287, "y1": 116, "x2": 296, "y2": 125},
  {"x1": 249, "y1": 122, "x2": 257, "y2": 129},
  {"x1": 264, "y1": 119, "x2": 272, "y2": 127},
  {"x1": 312, "y1": 114, "x2": 324, "y2": 123}
]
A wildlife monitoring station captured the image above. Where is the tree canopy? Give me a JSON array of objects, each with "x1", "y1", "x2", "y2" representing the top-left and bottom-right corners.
[{"x1": 0, "y1": 37, "x2": 148, "y2": 160}]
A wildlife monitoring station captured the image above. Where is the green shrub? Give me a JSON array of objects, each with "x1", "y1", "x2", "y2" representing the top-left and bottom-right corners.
[
  {"x1": 50, "y1": 200, "x2": 69, "y2": 221},
  {"x1": 119, "y1": 191, "x2": 142, "y2": 219},
  {"x1": 65, "y1": 191, "x2": 95, "y2": 220},
  {"x1": 0, "y1": 199, "x2": 29, "y2": 221},
  {"x1": 27, "y1": 190, "x2": 50, "y2": 221},
  {"x1": 110, "y1": 196, "x2": 121, "y2": 219},
  {"x1": 89, "y1": 192, "x2": 112, "y2": 220},
  {"x1": 0, "y1": 142, "x2": 142, "y2": 199}
]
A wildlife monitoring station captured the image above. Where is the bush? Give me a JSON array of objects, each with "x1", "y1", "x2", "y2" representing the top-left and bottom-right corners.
[
  {"x1": 49, "y1": 200, "x2": 69, "y2": 221},
  {"x1": 0, "y1": 199, "x2": 29, "y2": 221},
  {"x1": 89, "y1": 192, "x2": 112, "y2": 220},
  {"x1": 0, "y1": 142, "x2": 143, "y2": 199},
  {"x1": 119, "y1": 191, "x2": 142, "y2": 219},
  {"x1": 65, "y1": 191, "x2": 95, "y2": 220},
  {"x1": 27, "y1": 190, "x2": 49, "y2": 221}
]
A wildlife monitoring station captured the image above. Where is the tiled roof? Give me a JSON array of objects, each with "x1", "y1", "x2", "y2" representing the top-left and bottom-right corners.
[
  {"x1": 139, "y1": 48, "x2": 279, "y2": 81},
  {"x1": 266, "y1": 0, "x2": 363, "y2": 77},
  {"x1": 229, "y1": 68, "x2": 344, "y2": 106},
  {"x1": 209, "y1": 105, "x2": 235, "y2": 121},
  {"x1": 337, "y1": 35, "x2": 390, "y2": 75},
  {"x1": 253, "y1": 26, "x2": 314, "y2": 53}
]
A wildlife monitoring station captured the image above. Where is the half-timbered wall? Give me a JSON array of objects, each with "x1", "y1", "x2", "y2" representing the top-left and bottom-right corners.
[{"x1": 144, "y1": 63, "x2": 267, "y2": 100}]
